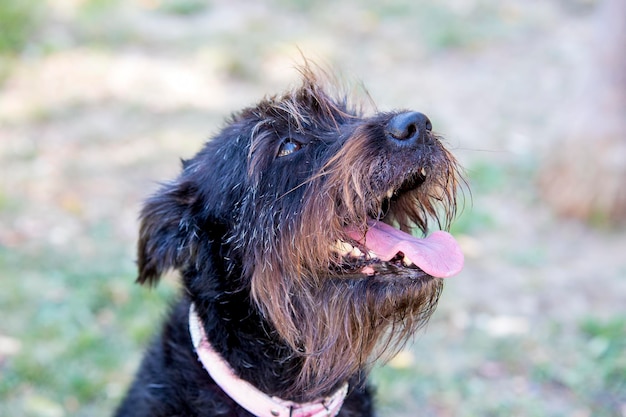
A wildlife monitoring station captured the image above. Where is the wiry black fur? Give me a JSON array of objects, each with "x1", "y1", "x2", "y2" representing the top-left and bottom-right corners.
[{"x1": 114, "y1": 69, "x2": 461, "y2": 416}]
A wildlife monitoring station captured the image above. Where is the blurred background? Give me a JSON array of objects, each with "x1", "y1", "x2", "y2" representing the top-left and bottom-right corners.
[{"x1": 1, "y1": 0, "x2": 625, "y2": 416}]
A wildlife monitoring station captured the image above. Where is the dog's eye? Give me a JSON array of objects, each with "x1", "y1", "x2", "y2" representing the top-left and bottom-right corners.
[{"x1": 277, "y1": 138, "x2": 303, "y2": 157}]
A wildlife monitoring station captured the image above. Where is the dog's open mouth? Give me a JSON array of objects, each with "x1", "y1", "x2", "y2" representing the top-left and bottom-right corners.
[
  {"x1": 334, "y1": 168, "x2": 464, "y2": 280},
  {"x1": 335, "y1": 221, "x2": 463, "y2": 280},
  {"x1": 348, "y1": 220, "x2": 463, "y2": 278},
  {"x1": 341, "y1": 221, "x2": 463, "y2": 279}
]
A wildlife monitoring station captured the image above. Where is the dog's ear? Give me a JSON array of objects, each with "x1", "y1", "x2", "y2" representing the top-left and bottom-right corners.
[{"x1": 136, "y1": 178, "x2": 200, "y2": 286}]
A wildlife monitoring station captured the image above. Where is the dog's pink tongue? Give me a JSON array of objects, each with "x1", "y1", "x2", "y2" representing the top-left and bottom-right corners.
[{"x1": 347, "y1": 221, "x2": 464, "y2": 278}]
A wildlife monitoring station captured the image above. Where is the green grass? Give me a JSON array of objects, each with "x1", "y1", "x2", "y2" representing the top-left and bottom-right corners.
[
  {"x1": 372, "y1": 314, "x2": 626, "y2": 416},
  {"x1": 78, "y1": 0, "x2": 122, "y2": 16},
  {"x1": 156, "y1": 0, "x2": 210, "y2": 16},
  {"x1": 1, "y1": 2, "x2": 623, "y2": 416},
  {"x1": 450, "y1": 156, "x2": 542, "y2": 236},
  {"x1": 369, "y1": 0, "x2": 518, "y2": 52},
  {"x1": 0, "y1": 240, "x2": 177, "y2": 417},
  {"x1": 448, "y1": 160, "x2": 506, "y2": 236},
  {"x1": 0, "y1": 0, "x2": 41, "y2": 54}
]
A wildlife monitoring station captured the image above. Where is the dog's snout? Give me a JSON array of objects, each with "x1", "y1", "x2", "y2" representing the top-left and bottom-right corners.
[{"x1": 385, "y1": 112, "x2": 432, "y2": 146}]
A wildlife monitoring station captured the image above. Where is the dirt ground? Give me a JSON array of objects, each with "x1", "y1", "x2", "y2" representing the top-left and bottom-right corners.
[{"x1": 1, "y1": 1, "x2": 625, "y2": 416}]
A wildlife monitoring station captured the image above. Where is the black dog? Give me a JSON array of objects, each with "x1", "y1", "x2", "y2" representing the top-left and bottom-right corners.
[{"x1": 115, "y1": 67, "x2": 464, "y2": 417}]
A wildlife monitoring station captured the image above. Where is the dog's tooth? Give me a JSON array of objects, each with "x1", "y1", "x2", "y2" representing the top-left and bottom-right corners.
[
  {"x1": 386, "y1": 188, "x2": 394, "y2": 199},
  {"x1": 420, "y1": 167, "x2": 427, "y2": 177},
  {"x1": 333, "y1": 240, "x2": 353, "y2": 256},
  {"x1": 402, "y1": 255, "x2": 414, "y2": 267},
  {"x1": 350, "y1": 246, "x2": 363, "y2": 257}
]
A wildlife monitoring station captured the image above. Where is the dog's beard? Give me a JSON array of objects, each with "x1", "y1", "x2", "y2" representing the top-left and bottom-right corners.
[
  {"x1": 249, "y1": 252, "x2": 444, "y2": 401},
  {"x1": 245, "y1": 140, "x2": 461, "y2": 401}
]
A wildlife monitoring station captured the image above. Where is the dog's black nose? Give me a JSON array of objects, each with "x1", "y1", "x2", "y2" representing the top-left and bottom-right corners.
[{"x1": 385, "y1": 112, "x2": 432, "y2": 146}]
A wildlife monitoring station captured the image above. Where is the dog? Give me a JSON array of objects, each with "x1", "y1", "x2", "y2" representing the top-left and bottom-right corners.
[{"x1": 114, "y1": 67, "x2": 464, "y2": 417}]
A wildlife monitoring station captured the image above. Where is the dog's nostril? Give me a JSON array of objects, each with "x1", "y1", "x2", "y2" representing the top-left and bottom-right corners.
[
  {"x1": 404, "y1": 123, "x2": 417, "y2": 139},
  {"x1": 386, "y1": 112, "x2": 432, "y2": 143}
]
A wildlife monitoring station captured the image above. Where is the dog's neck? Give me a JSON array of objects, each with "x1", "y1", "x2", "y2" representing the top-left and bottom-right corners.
[{"x1": 188, "y1": 303, "x2": 348, "y2": 417}]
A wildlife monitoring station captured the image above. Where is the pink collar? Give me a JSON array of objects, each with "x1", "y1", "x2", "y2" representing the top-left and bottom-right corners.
[{"x1": 189, "y1": 304, "x2": 349, "y2": 417}]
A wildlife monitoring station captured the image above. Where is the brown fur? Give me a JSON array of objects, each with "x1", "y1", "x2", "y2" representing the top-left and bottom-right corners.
[{"x1": 244, "y1": 71, "x2": 462, "y2": 398}]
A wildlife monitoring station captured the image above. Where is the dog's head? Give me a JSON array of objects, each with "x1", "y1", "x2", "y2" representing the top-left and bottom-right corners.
[{"x1": 136, "y1": 67, "x2": 464, "y2": 398}]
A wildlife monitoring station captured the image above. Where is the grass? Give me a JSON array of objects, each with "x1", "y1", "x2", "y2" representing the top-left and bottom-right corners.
[
  {"x1": 0, "y1": 234, "x2": 626, "y2": 417},
  {"x1": 0, "y1": 238, "x2": 177, "y2": 417},
  {"x1": 371, "y1": 314, "x2": 626, "y2": 416},
  {"x1": 449, "y1": 159, "x2": 511, "y2": 236},
  {"x1": 156, "y1": 0, "x2": 210, "y2": 16},
  {"x1": 3, "y1": 236, "x2": 620, "y2": 416},
  {"x1": 0, "y1": 0, "x2": 41, "y2": 85},
  {"x1": 78, "y1": 0, "x2": 122, "y2": 16},
  {"x1": 1, "y1": 1, "x2": 624, "y2": 416},
  {"x1": 375, "y1": 158, "x2": 626, "y2": 416},
  {"x1": 369, "y1": 0, "x2": 520, "y2": 52},
  {"x1": 0, "y1": 0, "x2": 41, "y2": 55}
]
